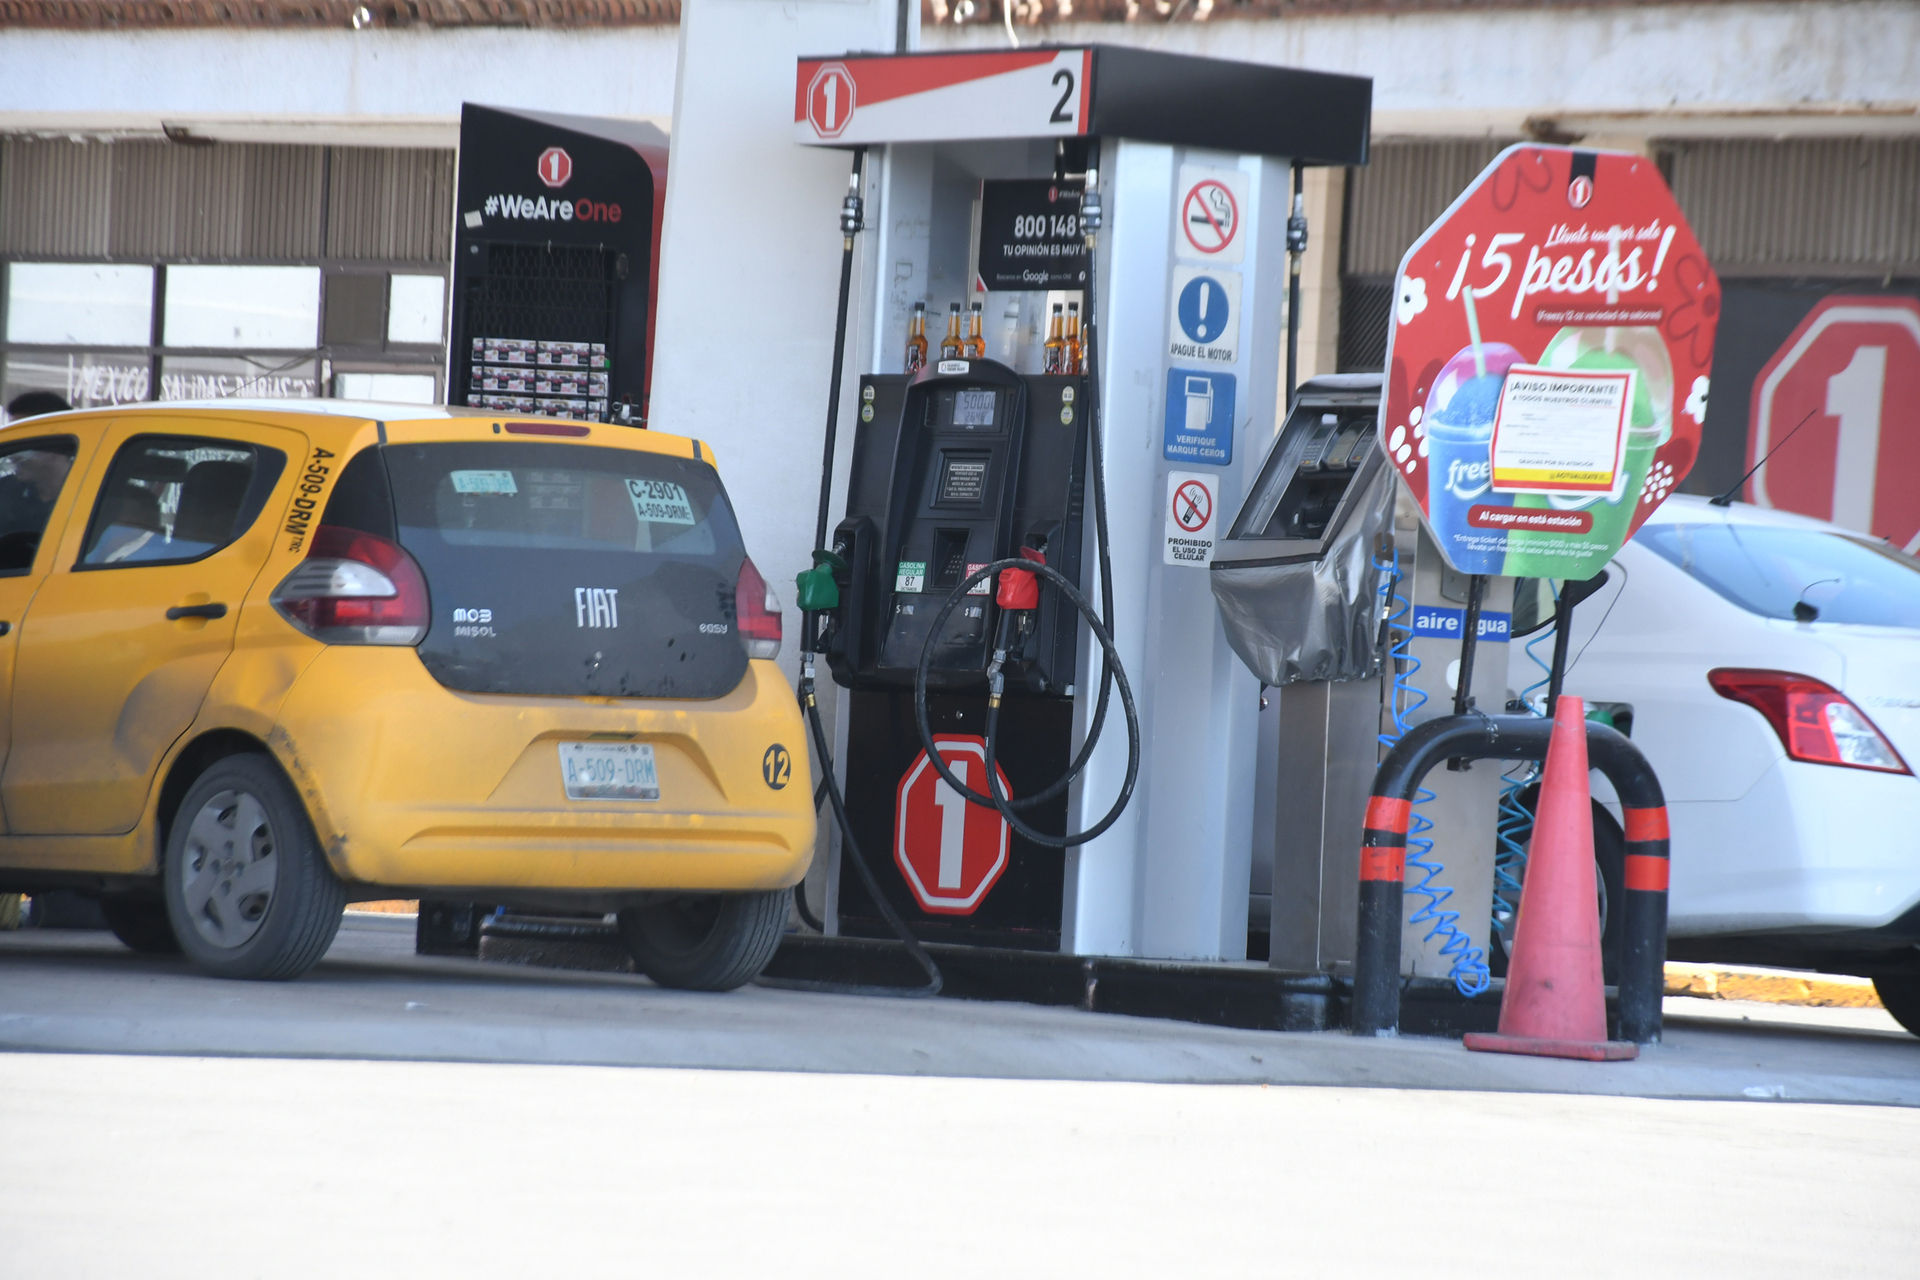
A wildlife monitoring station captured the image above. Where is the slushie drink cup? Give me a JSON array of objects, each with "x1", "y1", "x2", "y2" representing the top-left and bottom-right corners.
[
  {"x1": 1421, "y1": 342, "x2": 1523, "y2": 572},
  {"x1": 1502, "y1": 346, "x2": 1660, "y2": 578}
]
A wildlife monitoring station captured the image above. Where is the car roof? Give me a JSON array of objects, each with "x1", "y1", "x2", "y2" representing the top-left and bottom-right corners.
[{"x1": 0, "y1": 401, "x2": 703, "y2": 457}]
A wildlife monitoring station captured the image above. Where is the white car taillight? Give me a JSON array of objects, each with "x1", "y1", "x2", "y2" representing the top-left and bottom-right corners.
[
  {"x1": 735, "y1": 556, "x2": 782, "y2": 660},
  {"x1": 1708, "y1": 668, "x2": 1912, "y2": 775},
  {"x1": 271, "y1": 525, "x2": 430, "y2": 646}
]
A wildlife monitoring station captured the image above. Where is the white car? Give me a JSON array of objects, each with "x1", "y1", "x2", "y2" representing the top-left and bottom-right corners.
[{"x1": 1507, "y1": 493, "x2": 1920, "y2": 1034}]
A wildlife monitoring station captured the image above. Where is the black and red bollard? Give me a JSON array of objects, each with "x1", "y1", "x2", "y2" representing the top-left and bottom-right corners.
[{"x1": 1349, "y1": 714, "x2": 1670, "y2": 1044}]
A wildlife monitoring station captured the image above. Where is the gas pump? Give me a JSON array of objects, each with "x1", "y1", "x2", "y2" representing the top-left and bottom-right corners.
[{"x1": 792, "y1": 48, "x2": 1372, "y2": 964}]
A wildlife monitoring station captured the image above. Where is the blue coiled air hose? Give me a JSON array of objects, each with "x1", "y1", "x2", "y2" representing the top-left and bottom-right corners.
[{"x1": 1373, "y1": 548, "x2": 1490, "y2": 998}]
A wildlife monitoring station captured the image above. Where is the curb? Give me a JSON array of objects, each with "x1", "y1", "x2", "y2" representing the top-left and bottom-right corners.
[{"x1": 1664, "y1": 962, "x2": 1883, "y2": 1009}]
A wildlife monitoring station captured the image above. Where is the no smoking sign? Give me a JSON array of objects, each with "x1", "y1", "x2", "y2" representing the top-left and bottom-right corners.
[{"x1": 1176, "y1": 164, "x2": 1247, "y2": 265}]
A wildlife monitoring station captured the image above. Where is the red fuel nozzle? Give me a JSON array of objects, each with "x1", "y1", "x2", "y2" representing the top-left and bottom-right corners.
[{"x1": 996, "y1": 547, "x2": 1045, "y2": 611}]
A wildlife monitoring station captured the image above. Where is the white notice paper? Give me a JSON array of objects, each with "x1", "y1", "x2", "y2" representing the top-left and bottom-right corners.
[{"x1": 1490, "y1": 365, "x2": 1633, "y2": 495}]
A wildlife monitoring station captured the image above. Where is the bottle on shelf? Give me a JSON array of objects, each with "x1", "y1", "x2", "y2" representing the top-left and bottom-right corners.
[
  {"x1": 904, "y1": 301, "x2": 928, "y2": 375},
  {"x1": 1043, "y1": 302, "x2": 1066, "y2": 375},
  {"x1": 966, "y1": 300, "x2": 986, "y2": 360},
  {"x1": 940, "y1": 302, "x2": 965, "y2": 361},
  {"x1": 1064, "y1": 301, "x2": 1083, "y2": 375}
]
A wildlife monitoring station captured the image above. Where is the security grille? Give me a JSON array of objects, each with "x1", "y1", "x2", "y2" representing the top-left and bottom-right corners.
[{"x1": 460, "y1": 243, "x2": 620, "y2": 346}]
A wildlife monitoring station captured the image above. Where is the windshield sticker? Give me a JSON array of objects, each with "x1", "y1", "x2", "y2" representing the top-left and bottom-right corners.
[
  {"x1": 451, "y1": 469, "x2": 519, "y2": 495},
  {"x1": 626, "y1": 477, "x2": 696, "y2": 526}
]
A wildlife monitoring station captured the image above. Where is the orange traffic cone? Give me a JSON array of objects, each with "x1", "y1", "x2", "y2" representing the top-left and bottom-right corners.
[{"x1": 1464, "y1": 695, "x2": 1638, "y2": 1062}]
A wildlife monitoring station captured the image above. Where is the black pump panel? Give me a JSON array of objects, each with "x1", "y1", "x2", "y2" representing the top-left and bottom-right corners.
[{"x1": 829, "y1": 358, "x2": 1087, "y2": 696}]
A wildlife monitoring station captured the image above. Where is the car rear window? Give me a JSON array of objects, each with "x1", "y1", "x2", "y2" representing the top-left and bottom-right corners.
[
  {"x1": 1637, "y1": 521, "x2": 1920, "y2": 629},
  {"x1": 373, "y1": 441, "x2": 750, "y2": 699}
]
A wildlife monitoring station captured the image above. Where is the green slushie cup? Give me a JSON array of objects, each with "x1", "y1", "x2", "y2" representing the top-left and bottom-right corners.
[{"x1": 1501, "y1": 347, "x2": 1660, "y2": 579}]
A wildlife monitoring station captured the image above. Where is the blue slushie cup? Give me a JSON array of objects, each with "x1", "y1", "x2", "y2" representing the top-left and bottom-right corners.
[{"x1": 1421, "y1": 343, "x2": 1522, "y2": 573}]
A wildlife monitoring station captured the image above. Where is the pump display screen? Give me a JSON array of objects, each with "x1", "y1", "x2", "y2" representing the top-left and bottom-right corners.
[
  {"x1": 953, "y1": 390, "x2": 996, "y2": 427},
  {"x1": 937, "y1": 452, "x2": 990, "y2": 506}
]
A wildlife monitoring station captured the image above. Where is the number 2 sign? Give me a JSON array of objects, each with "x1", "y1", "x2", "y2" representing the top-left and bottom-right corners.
[{"x1": 795, "y1": 50, "x2": 1090, "y2": 145}]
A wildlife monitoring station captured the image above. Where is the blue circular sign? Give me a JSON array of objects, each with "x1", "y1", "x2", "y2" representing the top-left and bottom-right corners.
[{"x1": 1177, "y1": 275, "x2": 1232, "y2": 344}]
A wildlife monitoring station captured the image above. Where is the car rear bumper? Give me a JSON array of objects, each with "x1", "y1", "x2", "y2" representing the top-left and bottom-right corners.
[
  {"x1": 272, "y1": 649, "x2": 815, "y2": 892},
  {"x1": 1666, "y1": 756, "x2": 1920, "y2": 936}
]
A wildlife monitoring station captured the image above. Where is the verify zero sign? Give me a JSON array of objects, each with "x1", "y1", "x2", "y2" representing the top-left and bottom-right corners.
[
  {"x1": 1164, "y1": 471, "x2": 1219, "y2": 566},
  {"x1": 1168, "y1": 267, "x2": 1240, "y2": 365}
]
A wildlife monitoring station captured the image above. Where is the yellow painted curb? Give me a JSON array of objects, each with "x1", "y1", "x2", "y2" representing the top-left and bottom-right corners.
[{"x1": 1664, "y1": 962, "x2": 1883, "y2": 1009}]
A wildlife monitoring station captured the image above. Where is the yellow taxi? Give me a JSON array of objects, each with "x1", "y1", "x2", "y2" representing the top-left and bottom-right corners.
[{"x1": 0, "y1": 402, "x2": 813, "y2": 987}]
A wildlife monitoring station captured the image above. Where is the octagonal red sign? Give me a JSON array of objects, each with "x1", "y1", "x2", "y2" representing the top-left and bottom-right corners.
[
  {"x1": 536, "y1": 146, "x2": 573, "y2": 189},
  {"x1": 894, "y1": 735, "x2": 1011, "y2": 915},
  {"x1": 805, "y1": 63, "x2": 856, "y2": 140},
  {"x1": 1747, "y1": 295, "x2": 1920, "y2": 553},
  {"x1": 1379, "y1": 144, "x2": 1720, "y2": 577}
]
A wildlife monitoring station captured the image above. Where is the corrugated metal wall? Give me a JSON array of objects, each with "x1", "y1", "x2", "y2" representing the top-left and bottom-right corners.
[
  {"x1": 0, "y1": 137, "x2": 453, "y2": 264},
  {"x1": 327, "y1": 148, "x2": 456, "y2": 262},
  {"x1": 1342, "y1": 139, "x2": 1516, "y2": 277},
  {"x1": 0, "y1": 139, "x2": 113, "y2": 258},
  {"x1": 1661, "y1": 138, "x2": 1920, "y2": 276}
]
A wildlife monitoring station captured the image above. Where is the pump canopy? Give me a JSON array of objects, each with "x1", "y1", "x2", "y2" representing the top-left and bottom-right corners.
[{"x1": 794, "y1": 46, "x2": 1370, "y2": 165}]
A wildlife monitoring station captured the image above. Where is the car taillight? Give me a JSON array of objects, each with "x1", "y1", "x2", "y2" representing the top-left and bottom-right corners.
[
  {"x1": 271, "y1": 524, "x2": 430, "y2": 647},
  {"x1": 1708, "y1": 668, "x2": 1911, "y2": 775},
  {"x1": 735, "y1": 556, "x2": 782, "y2": 660}
]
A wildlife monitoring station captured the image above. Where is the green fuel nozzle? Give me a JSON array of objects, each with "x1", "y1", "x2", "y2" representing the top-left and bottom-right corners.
[{"x1": 795, "y1": 548, "x2": 848, "y2": 612}]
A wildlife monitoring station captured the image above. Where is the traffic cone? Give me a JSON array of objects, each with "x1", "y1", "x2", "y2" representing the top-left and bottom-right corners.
[{"x1": 1464, "y1": 695, "x2": 1638, "y2": 1061}]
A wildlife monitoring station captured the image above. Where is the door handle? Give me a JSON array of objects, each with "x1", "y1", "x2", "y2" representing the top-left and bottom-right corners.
[{"x1": 166, "y1": 603, "x2": 228, "y2": 621}]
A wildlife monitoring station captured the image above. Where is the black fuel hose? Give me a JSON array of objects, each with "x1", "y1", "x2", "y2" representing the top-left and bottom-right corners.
[
  {"x1": 912, "y1": 557, "x2": 1140, "y2": 846},
  {"x1": 758, "y1": 667, "x2": 941, "y2": 997},
  {"x1": 772, "y1": 146, "x2": 942, "y2": 997}
]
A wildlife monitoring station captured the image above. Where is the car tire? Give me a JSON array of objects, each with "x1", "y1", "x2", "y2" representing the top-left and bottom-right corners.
[
  {"x1": 617, "y1": 890, "x2": 789, "y2": 992},
  {"x1": 162, "y1": 754, "x2": 345, "y2": 981},
  {"x1": 1489, "y1": 796, "x2": 1627, "y2": 985},
  {"x1": 98, "y1": 896, "x2": 181, "y2": 954},
  {"x1": 1871, "y1": 974, "x2": 1920, "y2": 1038}
]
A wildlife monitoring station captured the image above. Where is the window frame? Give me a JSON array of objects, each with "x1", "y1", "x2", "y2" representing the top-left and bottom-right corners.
[
  {"x1": 0, "y1": 258, "x2": 448, "y2": 416},
  {"x1": 73, "y1": 432, "x2": 288, "y2": 573}
]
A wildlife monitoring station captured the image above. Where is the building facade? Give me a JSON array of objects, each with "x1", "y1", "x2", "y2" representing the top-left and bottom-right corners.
[{"x1": 0, "y1": 0, "x2": 1914, "y2": 515}]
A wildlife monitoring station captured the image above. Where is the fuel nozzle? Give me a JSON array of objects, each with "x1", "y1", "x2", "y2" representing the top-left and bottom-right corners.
[
  {"x1": 988, "y1": 547, "x2": 1046, "y2": 707},
  {"x1": 795, "y1": 548, "x2": 848, "y2": 654},
  {"x1": 995, "y1": 546, "x2": 1045, "y2": 613}
]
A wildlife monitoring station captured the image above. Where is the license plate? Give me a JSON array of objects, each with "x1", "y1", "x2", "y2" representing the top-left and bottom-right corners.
[{"x1": 558, "y1": 741, "x2": 659, "y2": 801}]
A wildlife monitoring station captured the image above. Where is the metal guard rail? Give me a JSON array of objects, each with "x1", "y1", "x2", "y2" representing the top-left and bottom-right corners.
[{"x1": 1353, "y1": 713, "x2": 1671, "y2": 1043}]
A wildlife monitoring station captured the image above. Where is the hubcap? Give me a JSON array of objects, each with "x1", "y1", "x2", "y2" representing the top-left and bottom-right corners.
[{"x1": 179, "y1": 789, "x2": 277, "y2": 949}]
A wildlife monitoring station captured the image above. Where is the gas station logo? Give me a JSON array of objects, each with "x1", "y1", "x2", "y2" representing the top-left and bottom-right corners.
[
  {"x1": 805, "y1": 63, "x2": 856, "y2": 139},
  {"x1": 537, "y1": 146, "x2": 573, "y2": 189},
  {"x1": 895, "y1": 737, "x2": 1011, "y2": 914}
]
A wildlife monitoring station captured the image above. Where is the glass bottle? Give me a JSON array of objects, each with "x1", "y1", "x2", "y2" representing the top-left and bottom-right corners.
[
  {"x1": 966, "y1": 301, "x2": 986, "y2": 360},
  {"x1": 1064, "y1": 301, "x2": 1083, "y2": 375},
  {"x1": 904, "y1": 301, "x2": 928, "y2": 375},
  {"x1": 1043, "y1": 302, "x2": 1066, "y2": 375},
  {"x1": 940, "y1": 302, "x2": 965, "y2": 361}
]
